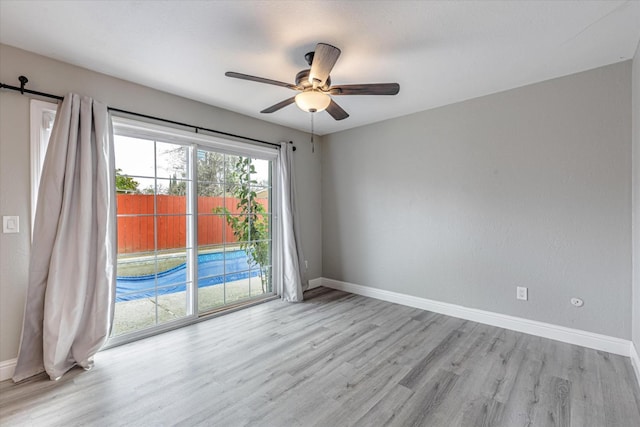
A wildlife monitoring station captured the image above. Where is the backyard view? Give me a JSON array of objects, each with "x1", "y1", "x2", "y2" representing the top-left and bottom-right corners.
[{"x1": 112, "y1": 132, "x2": 273, "y2": 337}]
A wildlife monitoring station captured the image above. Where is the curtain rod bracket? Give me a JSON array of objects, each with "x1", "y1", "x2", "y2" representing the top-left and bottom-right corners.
[{"x1": 18, "y1": 76, "x2": 28, "y2": 94}]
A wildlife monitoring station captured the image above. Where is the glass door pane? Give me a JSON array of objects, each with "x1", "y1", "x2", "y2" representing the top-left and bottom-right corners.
[
  {"x1": 197, "y1": 150, "x2": 274, "y2": 314},
  {"x1": 112, "y1": 136, "x2": 194, "y2": 336}
]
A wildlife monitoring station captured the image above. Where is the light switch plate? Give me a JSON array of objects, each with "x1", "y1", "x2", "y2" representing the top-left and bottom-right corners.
[{"x1": 3, "y1": 216, "x2": 19, "y2": 233}]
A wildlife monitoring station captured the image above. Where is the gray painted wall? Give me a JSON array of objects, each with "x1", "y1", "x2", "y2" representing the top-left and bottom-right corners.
[
  {"x1": 0, "y1": 44, "x2": 322, "y2": 362},
  {"x1": 323, "y1": 61, "x2": 632, "y2": 339},
  {"x1": 633, "y1": 42, "x2": 640, "y2": 352}
]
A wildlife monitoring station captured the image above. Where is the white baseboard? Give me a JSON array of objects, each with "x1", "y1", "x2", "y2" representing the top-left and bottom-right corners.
[
  {"x1": 631, "y1": 343, "x2": 640, "y2": 389},
  {"x1": 0, "y1": 358, "x2": 16, "y2": 382},
  {"x1": 317, "y1": 277, "x2": 632, "y2": 357},
  {"x1": 308, "y1": 278, "x2": 323, "y2": 289}
]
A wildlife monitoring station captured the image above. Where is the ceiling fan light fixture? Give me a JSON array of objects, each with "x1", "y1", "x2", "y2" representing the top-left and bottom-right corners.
[{"x1": 295, "y1": 90, "x2": 331, "y2": 113}]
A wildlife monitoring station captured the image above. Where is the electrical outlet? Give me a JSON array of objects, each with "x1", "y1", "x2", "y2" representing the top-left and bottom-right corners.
[
  {"x1": 516, "y1": 286, "x2": 528, "y2": 301},
  {"x1": 305, "y1": 260, "x2": 308, "y2": 270}
]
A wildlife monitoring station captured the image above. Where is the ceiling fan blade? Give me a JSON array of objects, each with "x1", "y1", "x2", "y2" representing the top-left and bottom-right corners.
[
  {"x1": 326, "y1": 99, "x2": 349, "y2": 121},
  {"x1": 308, "y1": 43, "x2": 341, "y2": 88},
  {"x1": 329, "y1": 83, "x2": 400, "y2": 96},
  {"x1": 225, "y1": 72, "x2": 299, "y2": 90},
  {"x1": 261, "y1": 97, "x2": 296, "y2": 113}
]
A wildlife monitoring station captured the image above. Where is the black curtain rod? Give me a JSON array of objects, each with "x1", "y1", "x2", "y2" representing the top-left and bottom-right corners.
[
  {"x1": 107, "y1": 107, "x2": 284, "y2": 149},
  {"x1": 0, "y1": 77, "x2": 294, "y2": 151},
  {"x1": 1, "y1": 79, "x2": 64, "y2": 101}
]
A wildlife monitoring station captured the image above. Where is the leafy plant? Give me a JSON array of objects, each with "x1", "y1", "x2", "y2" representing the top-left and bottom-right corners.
[
  {"x1": 115, "y1": 168, "x2": 139, "y2": 194},
  {"x1": 215, "y1": 157, "x2": 270, "y2": 292}
]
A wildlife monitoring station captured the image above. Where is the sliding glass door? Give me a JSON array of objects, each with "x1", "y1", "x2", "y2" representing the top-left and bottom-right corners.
[{"x1": 110, "y1": 117, "x2": 277, "y2": 341}]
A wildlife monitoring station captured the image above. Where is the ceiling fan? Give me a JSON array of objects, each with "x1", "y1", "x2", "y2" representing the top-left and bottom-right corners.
[{"x1": 225, "y1": 43, "x2": 400, "y2": 121}]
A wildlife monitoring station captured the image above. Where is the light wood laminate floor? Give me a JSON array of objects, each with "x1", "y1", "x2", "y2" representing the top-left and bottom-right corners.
[{"x1": 2, "y1": 287, "x2": 640, "y2": 426}]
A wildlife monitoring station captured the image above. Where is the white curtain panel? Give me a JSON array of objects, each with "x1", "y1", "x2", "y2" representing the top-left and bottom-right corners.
[
  {"x1": 278, "y1": 142, "x2": 306, "y2": 302},
  {"x1": 12, "y1": 94, "x2": 116, "y2": 382}
]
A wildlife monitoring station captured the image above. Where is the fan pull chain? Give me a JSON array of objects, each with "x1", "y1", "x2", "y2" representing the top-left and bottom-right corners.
[{"x1": 310, "y1": 112, "x2": 315, "y2": 153}]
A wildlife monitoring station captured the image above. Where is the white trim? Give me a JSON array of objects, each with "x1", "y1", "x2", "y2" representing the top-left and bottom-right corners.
[
  {"x1": 0, "y1": 358, "x2": 16, "y2": 382},
  {"x1": 317, "y1": 277, "x2": 632, "y2": 357},
  {"x1": 631, "y1": 343, "x2": 640, "y2": 389},
  {"x1": 30, "y1": 99, "x2": 58, "y2": 236},
  {"x1": 308, "y1": 278, "x2": 323, "y2": 289}
]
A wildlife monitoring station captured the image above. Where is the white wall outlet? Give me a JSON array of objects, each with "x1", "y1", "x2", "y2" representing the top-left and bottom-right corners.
[
  {"x1": 2, "y1": 216, "x2": 19, "y2": 233},
  {"x1": 305, "y1": 260, "x2": 308, "y2": 270},
  {"x1": 516, "y1": 286, "x2": 528, "y2": 301},
  {"x1": 570, "y1": 297, "x2": 584, "y2": 307}
]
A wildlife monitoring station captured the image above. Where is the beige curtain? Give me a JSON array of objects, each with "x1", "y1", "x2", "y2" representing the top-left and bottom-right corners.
[
  {"x1": 13, "y1": 93, "x2": 116, "y2": 382},
  {"x1": 279, "y1": 142, "x2": 306, "y2": 302}
]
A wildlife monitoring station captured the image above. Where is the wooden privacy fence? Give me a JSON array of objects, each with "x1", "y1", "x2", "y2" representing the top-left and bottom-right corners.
[{"x1": 117, "y1": 194, "x2": 268, "y2": 254}]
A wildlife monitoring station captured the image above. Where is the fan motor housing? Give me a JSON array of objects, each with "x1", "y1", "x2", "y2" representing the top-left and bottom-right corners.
[{"x1": 295, "y1": 69, "x2": 331, "y2": 91}]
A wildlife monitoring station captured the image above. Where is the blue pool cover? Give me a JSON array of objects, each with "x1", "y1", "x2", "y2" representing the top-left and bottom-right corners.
[{"x1": 116, "y1": 250, "x2": 261, "y2": 302}]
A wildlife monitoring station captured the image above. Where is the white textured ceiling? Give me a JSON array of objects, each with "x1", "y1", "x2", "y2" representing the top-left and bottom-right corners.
[{"x1": 1, "y1": 0, "x2": 639, "y2": 135}]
